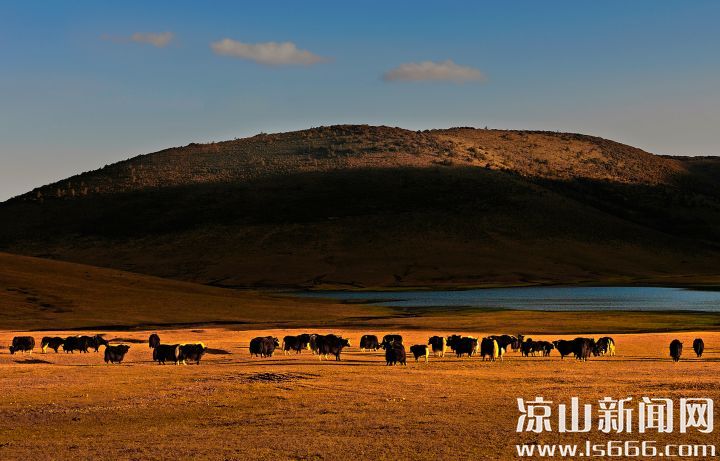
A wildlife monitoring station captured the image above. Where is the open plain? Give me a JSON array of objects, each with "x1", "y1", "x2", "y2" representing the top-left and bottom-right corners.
[
  {"x1": 1, "y1": 328, "x2": 720, "y2": 460},
  {"x1": 2, "y1": 252, "x2": 720, "y2": 459}
]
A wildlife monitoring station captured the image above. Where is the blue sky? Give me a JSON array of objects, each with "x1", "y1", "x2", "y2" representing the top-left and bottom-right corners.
[{"x1": 1, "y1": 1, "x2": 719, "y2": 200}]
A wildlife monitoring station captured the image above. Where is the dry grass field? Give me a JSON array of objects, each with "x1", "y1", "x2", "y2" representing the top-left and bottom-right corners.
[
  {"x1": 1, "y1": 328, "x2": 719, "y2": 460},
  {"x1": 3, "y1": 253, "x2": 720, "y2": 459}
]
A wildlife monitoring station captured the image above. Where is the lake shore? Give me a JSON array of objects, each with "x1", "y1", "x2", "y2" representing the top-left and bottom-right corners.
[{"x1": 291, "y1": 285, "x2": 720, "y2": 313}]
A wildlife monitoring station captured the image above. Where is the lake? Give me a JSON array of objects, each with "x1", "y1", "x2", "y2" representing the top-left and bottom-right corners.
[{"x1": 294, "y1": 286, "x2": 720, "y2": 312}]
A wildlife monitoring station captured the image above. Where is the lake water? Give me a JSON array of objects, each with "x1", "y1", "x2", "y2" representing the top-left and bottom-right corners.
[{"x1": 294, "y1": 286, "x2": 720, "y2": 312}]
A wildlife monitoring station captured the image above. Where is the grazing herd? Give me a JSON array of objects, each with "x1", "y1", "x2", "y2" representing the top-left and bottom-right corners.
[
  {"x1": 3, "y1": 332, "x2": 709, "y2": 365},
  {"x1": 257, "y1": 334, "x2": 352, "y2": 361},
  {"x1": 669, "y1": 338, "x2": 705, "y2": 362},
  {"x1": 9, "y1": 335, "x2": 111, "y2": 355},
  {"x1": 4, "y1": 333, "x2": 207, "y2": 365},
  {"x1": 150, "y1": 336, "x2": 207, "y2": 365},
  {"x1": 246, "y1": 333, "x2": 711, "y2": 365}
]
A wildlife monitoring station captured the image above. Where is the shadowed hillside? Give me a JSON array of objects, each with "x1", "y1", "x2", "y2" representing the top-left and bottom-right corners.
[
  {"x1": 1, "y1": 125, "x2": 719, "y2": 288},
  {"x1": 3, "y1": 252, "x2": 720, "y2": 332},
  {"x1": 0, "y1": 252, "x2": 383, "y2": 330}
]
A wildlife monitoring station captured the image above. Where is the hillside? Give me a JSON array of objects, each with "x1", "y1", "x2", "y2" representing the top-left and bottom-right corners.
[
  {"x1": 3, "y1": 252, "x2": 720, "y2": 332},
  {"x1": 1, "y1": 125, "x2": 720, "y2": 289},
  {"x1": 0, "y1": 252, "x2": 380, "y2": 330}
]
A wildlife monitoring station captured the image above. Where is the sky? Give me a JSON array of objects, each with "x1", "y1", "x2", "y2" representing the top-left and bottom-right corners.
[{"x1": 1, "y1": 1, "x2": 720, "y2": 201}]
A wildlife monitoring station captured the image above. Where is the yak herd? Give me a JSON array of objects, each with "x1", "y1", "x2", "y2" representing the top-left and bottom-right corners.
[
  {"x1": 253, "y1": 333, "x2": 621, "y2": 364},
  {"x1": 4, "y1": 332, "x2": 707, "y2": 365},
  {"x1": 9, "y1": 335, "x2": 109, "y2": 355},
  {"x1": 6, "y1": 334, "x2": 207, "y2": 365},
  {"x1": 252, "y1": 333, "x2": 708, "y2": 365}
]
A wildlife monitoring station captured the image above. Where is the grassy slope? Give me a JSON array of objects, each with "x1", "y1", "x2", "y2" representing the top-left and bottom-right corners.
[
  {"x1": 1, "y1": 252, "x2": 719, "y2": 333},
  {"x1": 0, "y1": 252, "x2": 381, "y2": 330}
]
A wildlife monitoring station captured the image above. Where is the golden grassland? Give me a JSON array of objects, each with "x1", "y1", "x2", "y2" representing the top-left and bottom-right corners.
[
  {"x1": 3, "y1": 253, "x2": 720, "y2": 459},
  {"x1": 1, "y1": 328, "x2": 720, "y2": 460}
]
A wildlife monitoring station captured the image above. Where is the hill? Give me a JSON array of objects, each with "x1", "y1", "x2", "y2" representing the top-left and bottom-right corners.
[
  {"x1": 1, "y1": 125, "x2": 720, "y2": 289},
  {"x1": 0, "y1": 252, "x2": 373, "y2": 330}
]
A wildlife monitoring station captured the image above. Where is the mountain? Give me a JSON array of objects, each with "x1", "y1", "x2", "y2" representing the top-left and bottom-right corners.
[{"x1": 1, "y1": 125, "x2": 720, "y2": 289}]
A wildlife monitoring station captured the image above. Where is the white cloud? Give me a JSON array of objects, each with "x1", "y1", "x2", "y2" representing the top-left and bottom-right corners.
[
  {"x1": 383, "y1": 60, "x2": 485, "y2": 83},
  {"x1": 210, "y1": 39, "x2": 326, "y2": 66},
  {"x1": 130, "y1": 32, "x2": 174, "y2": 48},
  {"x1": 102, "y1": 32, "x2": 174, "y2": 47}
]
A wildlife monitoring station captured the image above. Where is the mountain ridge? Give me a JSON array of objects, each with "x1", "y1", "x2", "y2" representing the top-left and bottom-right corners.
[{"x1": 8, "y1": 125, "x2": 689, "y2": 203}]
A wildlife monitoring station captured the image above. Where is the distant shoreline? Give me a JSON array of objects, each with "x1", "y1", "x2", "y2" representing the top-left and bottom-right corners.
[{"x1": 289, "y1": 280, "x2": 720, "y2": 293}]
